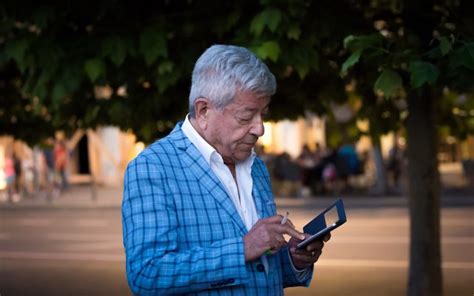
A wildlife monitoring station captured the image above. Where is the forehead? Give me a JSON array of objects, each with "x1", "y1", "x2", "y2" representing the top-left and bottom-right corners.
[{"x1": 228, "y1": 91, "x2": 271, "y2": 110}]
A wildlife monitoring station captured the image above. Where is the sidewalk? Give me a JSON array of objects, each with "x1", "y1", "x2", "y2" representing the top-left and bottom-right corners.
[
  {"x1": 0, "y1": 183, "x2": 472, "y2": 210},
  {"x1": 0, "y1": 185, "x2": 123, "y2": 210}
]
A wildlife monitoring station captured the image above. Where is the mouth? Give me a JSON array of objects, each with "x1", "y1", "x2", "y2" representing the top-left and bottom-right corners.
[{"x1": 241, "y1": 142, "x2": 256, "y2": 147}]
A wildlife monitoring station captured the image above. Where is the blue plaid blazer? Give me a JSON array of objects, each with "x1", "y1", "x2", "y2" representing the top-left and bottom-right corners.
[{"x1": 122, "y1": 123, "x2": 312, "y2": 295}]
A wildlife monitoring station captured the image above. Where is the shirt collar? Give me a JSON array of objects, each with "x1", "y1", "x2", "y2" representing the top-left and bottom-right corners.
[{"x1": 181, "y1": 114, "x2": 256, "y2": 167}]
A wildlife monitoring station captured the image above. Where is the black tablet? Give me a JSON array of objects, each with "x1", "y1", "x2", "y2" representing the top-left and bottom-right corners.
[{"x1": 296, "y1": 199, "x2": 347, "y2": 250}]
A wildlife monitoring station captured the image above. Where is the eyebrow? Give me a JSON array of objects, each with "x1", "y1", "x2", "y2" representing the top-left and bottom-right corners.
[{"x1": 242, "y1": 103, "x2": 270, "y2": 113}]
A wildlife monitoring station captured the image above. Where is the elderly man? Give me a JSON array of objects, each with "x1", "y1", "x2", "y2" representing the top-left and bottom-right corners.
[{"x1": 122, "y1": 44, "x2": 329, "y2": 295}]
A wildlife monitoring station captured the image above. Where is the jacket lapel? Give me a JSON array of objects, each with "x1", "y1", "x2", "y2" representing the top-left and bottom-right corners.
[
  {"x1": 170, "y1": 123, "x2": 248, "y2": 235},
  {"x1": 252, "y1": 161, "x2": 275, "y2": 219}
]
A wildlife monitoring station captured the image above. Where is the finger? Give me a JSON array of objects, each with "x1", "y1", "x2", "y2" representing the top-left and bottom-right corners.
[
  {"x1": 306, "y1": 240, "x2": 324, "y2": 252},
  {"x1": 261, "y1": 215, "x2": 285, "y2": 224},
  {"x1": 290, "y1": 251, "x2": 316, "y2": 263},
  {"x1": 292, "y1": 248, "x2": 322, "y2": 261},
  {"x1": 291, "y1": 245, "x2": 321, "y2": 256},
  {"x1": 269, "y1": 230, "x2": 288, "y2": 246},
  {"x1": 273, "y1": 233, "x2": 287, "y2": 246},
  {"x1": 323, "y1": 233, "x2": 331, "y2": 242},
  {"x1": 277, "y1": 224, "x2": 305, "y2": 240},
  {"x1": 267, "y1": 241, "x2": 285, "y2": 254}
]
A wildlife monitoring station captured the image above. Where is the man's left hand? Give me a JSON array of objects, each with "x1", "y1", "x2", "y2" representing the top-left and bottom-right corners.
[{"x1": 288, "y1": 233, "x2": 331, "y2": 270}]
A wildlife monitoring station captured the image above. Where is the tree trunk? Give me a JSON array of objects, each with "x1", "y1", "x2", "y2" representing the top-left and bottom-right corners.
[
  {"x1": 406, "y1": 87, "x2": 442, "y2": 296},
  {"x1": 370, "y1": 136, "x2": 388, "y2": 195}
]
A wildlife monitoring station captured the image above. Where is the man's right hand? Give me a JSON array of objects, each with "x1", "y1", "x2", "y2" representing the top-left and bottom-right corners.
[{"x1": 243, "y1": 215, "x2": 305, "y2": 262}]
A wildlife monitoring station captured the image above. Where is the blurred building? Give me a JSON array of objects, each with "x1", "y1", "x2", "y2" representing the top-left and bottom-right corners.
[
  {"x1": 259, "y1": 114, "x2": 326, "y2": 158},
  {"x1": 66, "y1": 127, "x2": 143, "y2": 187}
]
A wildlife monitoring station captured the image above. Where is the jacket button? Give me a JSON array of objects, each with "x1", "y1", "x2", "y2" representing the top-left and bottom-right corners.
[{"x1": 256, "y1": 263, "x2": 265, "y2": 272}]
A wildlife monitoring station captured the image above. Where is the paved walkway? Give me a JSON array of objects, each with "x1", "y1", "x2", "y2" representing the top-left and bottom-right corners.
[
  {"x1": 0, "y1": 185, "x2": 122, "y2": 209},
  {"x1": 0, "y1": 183, "x2": 472, "y2": 210}
]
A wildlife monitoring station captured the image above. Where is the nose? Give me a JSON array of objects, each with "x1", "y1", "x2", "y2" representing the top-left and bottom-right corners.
[{"x1": 250, "y1": 117, "x2": 265, "y2": 137}]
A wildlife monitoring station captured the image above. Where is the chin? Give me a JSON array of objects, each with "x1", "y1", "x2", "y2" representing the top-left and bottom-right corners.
[{"x1": 234, "y1": 151, "x2": 252, "y2": 162}]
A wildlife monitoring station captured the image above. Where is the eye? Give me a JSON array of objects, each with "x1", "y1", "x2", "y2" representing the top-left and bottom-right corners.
[{"x1": 238, "y1": 116, "x2": 252, "y2": 124}]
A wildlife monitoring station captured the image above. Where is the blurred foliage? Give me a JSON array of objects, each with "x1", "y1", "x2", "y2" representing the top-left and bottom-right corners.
[
  {"x1": 0, "y1": 0, "x2": 472, "y2": 145},
  {"x1": 341, "y1": 0, "x2": 474, "y2": 141}
]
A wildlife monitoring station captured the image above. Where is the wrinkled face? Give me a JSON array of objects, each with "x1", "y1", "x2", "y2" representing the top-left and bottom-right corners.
[{"x1": 205, "y1": 91, "x2": 270, "y2": 163}]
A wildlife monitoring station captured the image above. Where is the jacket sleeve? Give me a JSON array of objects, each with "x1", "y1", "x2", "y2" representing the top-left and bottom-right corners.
[
  {"x1": 122, "y1": 155, "x2": 248, "y2": 295},
  {"x1": 280, "y1": 247, "x2": 314, "y2": 288}
]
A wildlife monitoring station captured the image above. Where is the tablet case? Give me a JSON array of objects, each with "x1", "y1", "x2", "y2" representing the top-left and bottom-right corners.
[{"x1": 303, "y1": 199, "x2": 347, "y2": 235}]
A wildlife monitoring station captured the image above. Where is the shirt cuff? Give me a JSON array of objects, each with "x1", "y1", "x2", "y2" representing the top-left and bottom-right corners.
[{"x1": 287, "y1": 249, "x2": 311, "y2": 281}]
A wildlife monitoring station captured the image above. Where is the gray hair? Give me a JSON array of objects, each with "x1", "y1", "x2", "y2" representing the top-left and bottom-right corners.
[{"x1": 188, "y1": 44, "x2": 276, "y2": 117}]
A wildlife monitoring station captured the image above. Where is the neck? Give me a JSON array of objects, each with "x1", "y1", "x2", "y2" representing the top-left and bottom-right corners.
[{"x1": 224, "y1": 159, "x2": 237, "y2": 180}]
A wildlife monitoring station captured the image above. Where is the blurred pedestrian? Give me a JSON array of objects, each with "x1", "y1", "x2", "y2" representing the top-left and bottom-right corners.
[
  {"x1": 54, "y1": 140, "x2": 69, "y2": 191},
  {"x1": 337, "y1": 143, "x2": 361, "y2": 176},
  {"x1": 12, "y1": 152, "x2": 22, "y2": 195},
  {"x1": 297, "y1": 144, "x2": 317, "y2": 197},
  {"x1": 274, "y1": 152, "x2": 302, "y2": 197},
  {"x1": 387, "y1": 140, "x2": 405, "y2": 190},
  {"x1": 43, "y1": 138, "x2": 59, "y2": 199},
  {"x1": 4, "y1": 150, "x2": 17, "y2": 202}
]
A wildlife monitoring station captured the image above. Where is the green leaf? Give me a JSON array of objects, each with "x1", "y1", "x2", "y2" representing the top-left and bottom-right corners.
[
  {"x1": 139, "y1": 27, "x2": 167, "y2": 65},
  {"x1": 250, "y1": 14, "x2": 265, "y2": 36},
  {"x1": 102, "y1": 36, "x2": 127, "y2": 66},
  {"x1": 409, "y1": 61, "x2": 439, "y2": 88},
  {"x1": 286, "y1": 46, "x2": 319, "y2": 79},
  {"x1": 464, "y1": 42, "x2": 474, "y2": 70},
  {"x1": 158, "y1": 60, "x2": 174, "y2": 75},
  {"x1": 341, "y1": 49, "x2": 362, "y2": 75},
  {"x1": 439, "y1": 37, "x2": 452, "y2": 56},
  {"x1": 108, "y1": 102, "x2": 130, "y2": 123},
  {"x1": 32, "y1": 83, "x2": 47, "y2": 100},
  {"x1": 343, "y1": 35, "x2": 356, "y2": 49},
  {"x1": 5, "y1": 38, "x2": 29, "y2": 63},
  {"x1": 287, "y1": 24, "x2": 301, "y2": 40},
  {"x1": 51, "y1": 83, "x2": 67, "y2": 104},
  {"x1": 84, "y1": 105, "x2": 100, "y2": 125},
  {"x1": 250, "y1": 8, "x2": 282, "y2": 36},
  {"x1": 264, "y1": 8, "x2": 282, "y2": 32},
  {"x1": 343, "y1": 34, "x2": 383, "y2": 52},
  {"x1": 254, "y1": 41, "x2": 281, "y2": 62},
  {"x1": 156, "y1": 68, "x2": 181, "y2": 93},
  {"x1": 449, "y1": 42, "x2": 474, "y2": 70},
  {"x1": 374, "y1": 69, "x2": 403, "y2": 98},
  {"x1": 61, "y1": 66, "x2": 83, "y2": 92},
  {"x1": 84, "y1": 59, "x2": 106, "y2": 82},
  {"x1": 294, "y1": 64, "x2": 309, "y2": 79},
  {"x1": 17, "y1": 54, "x2": 34, "y2": 73}
]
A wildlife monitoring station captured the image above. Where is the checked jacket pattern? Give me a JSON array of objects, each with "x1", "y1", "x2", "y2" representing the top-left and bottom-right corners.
[{"x1": 122, "y1": 122, "x2": 313, "y2": 295}]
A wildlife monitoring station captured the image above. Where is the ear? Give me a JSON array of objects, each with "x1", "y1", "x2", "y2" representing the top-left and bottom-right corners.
[{"x1": 193, "y1": 97, "x2": 211, "y2": 130}]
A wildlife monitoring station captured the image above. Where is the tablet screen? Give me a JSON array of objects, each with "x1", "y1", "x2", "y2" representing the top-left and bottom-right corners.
[
  {"x1": 324, "y1": 205, "x2": 340, "y2": 228},
  {"x1": 296, "y1": 199, "x2": 346, "y2": 249}
]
